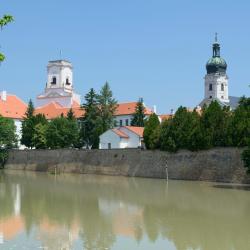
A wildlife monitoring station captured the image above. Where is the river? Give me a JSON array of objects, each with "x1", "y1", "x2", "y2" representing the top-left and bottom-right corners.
[{"x1": 0, "y1": 170, "x2": 250, "y2": 250}]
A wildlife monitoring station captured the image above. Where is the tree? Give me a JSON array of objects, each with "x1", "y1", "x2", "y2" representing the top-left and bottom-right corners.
[
  {"x1": 0, "y1": 116, "x2": 16, "y2": 167},
  {"x1": 0, "y1": 116, "x2": 16, "y2": 148},
  {"x1": 97, "y1": 82, "x2": 117, "y2": 133},
  {"x1": 230, "y1": 97, "x2": 250, "y2": 146},
  {"x1": 143, "y1": 113, "x2": 160, "y2": 149},
  {"x1": 21, "y1": 99, "x2": 35, "y2": 148},
  {"x1": 46, "y1": 116, "x2": 78, "y2": 149},
  {"x1": 80, "y1": 88, "x2": 102, "y2": 149},
  {"x1": 201, "y1": 101, "x2": 232, "y2": 147},
  {"x1": 0, "y1": 15, "x2": 14, "y2": 62},
  {"x1": 32, "y1": 123, "x2": 48, "y2": 149},
  {"x1": 131, "y1": 98, "x2": 146, "y2": 127}
]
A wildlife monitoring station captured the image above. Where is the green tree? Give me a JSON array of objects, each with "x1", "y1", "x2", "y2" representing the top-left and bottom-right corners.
[
  {"x1": 131, "y1": 98, "x2": 146, "y2": 127},
  {"x1": 46, "y1": 116, "x2": 78, "y2": 149},
  {"x1": 143, "y1": 113, "x2": 160, "y2": 149},
  {"x1": 80, "y1": 88, "x2": 102, "y2": 149},
  {"x1": 201, "y1": 101, "x2": 232, "y2": 147},
  {"x1": 21, "y1": 99, "x2": 35, "y2": 148},
  {"x1": 230, "y1": 97, "x2": 250, "y2": 147},
  {"x1": 32, "y1": 123, "x2": 48, "y2": 149},
  {"x1": 159, "y1": 107, "x2": 207, "y2": 152},
  {"x1": 0, "y1": 116, "x2": 16, "y2": 148},
  {"x1": 97, "y1": 82, "x2": 117, "y2": 133},
  {"x1": 0, "y1": 15, "x2": 14, "y2": 62},
  {"x1": 0, "y1": 116, "x2": 16, "y2": 167}
]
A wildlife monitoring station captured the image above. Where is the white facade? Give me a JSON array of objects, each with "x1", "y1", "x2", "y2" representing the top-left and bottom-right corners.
[
  {"x1": 114, "y1": 115, "x2": 133, "y2": 127},
  {"x1": 99, "y1": 127, "x2": 143, "y2": 149},
  {"x1": 36, "y1": 60, "x2": 81, "y2": 108},
  {"x1": 204, "y1": 73, "x2": 229, "y2": 103}
]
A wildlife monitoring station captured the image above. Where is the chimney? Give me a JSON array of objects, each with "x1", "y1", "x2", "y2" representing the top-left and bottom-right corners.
[{"x1": 0, "y1": 91, "x2": 7, "y2": 101}]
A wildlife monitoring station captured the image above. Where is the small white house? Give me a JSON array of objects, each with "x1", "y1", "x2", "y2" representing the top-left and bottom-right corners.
[{"x1": 99, "y1": 126, "x2": 144, "y2": 149}]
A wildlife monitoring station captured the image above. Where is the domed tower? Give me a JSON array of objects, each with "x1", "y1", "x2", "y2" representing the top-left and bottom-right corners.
[{"x1": 204, "y1": 34, "x2": 229, "y2": 103}]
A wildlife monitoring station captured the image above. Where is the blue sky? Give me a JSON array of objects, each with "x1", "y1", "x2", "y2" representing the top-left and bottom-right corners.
[{"x1": 0, "y1": 0, "x2": 249, "y2": 113}]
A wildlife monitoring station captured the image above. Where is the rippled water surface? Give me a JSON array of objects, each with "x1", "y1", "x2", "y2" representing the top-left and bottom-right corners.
[{"x1": 0, "y1": 170, "x2": 250, "y2": 250}]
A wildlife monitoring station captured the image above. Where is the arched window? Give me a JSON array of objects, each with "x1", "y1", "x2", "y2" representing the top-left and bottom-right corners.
[
  {"x1": 66, "y1": 78, "x2": 70, "y2": 85},
  {"x1": 209, "y1": 84, "x2": 212, "y2": 91},
  {"x1": 221, "y1": 84, "x2": 224, "y2": 91},
  {"x1": 51, "y1": 77, "x2": 56, "y2": 84}
]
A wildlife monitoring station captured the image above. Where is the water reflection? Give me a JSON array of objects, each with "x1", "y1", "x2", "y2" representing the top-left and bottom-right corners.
[{"x1": 0, "y1": 171, "x2": 250, "y2": 250}]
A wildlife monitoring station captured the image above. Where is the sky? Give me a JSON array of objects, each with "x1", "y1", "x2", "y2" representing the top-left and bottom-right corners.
[{"x1": 0, "y1": 0, "x2": 249, "y2": 114}]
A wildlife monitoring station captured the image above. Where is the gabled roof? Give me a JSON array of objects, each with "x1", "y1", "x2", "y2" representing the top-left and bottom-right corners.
[
  {"x1": 112, "y1": 128, "x2": 129, "y2": 138},
  {"x1": 115, "y1": 102, "x2": 153, "y2": 116},
  {"x1": 123, "y1": 126, "x2": 144, "y2": 137},
  {"x1": 0, "y1": 93, "x2": 27, "y2": 119}
]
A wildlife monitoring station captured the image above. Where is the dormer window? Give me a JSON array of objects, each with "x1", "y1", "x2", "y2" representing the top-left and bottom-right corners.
[
  {"x1": 66, "y1": 78, "x2": 70, "y2": 85},
  {"x1": 51, "y1": 77, "x2": 56, "y2": 84}
]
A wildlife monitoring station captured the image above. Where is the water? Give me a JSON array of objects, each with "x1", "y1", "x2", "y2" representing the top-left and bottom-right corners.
[{"x1": 0, "y1": 171, "x2": 250, "y2": 250}]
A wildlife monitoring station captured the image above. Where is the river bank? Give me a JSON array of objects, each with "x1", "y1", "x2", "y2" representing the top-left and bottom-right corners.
[{"x1": 4, "y1": 147, "x2": 250, "y2": 183}]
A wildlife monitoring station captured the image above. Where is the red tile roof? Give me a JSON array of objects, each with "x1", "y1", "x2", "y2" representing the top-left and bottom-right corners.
[
  {"x1": 115, "y1": 102, "x2": 153, "y2": 116},
  {"x1": 159, "y1": 114, "x2": 173, "y2": 121},
  {"x1": 0, "y1": 93, "x2": 27, "y2": 119},
  {"x1": 35, "y1": 101, "x2": 153, "y2": 120},
  {"x1": 34, "y1": 102, "x2": 84, "y2": 119},
  {"x1": 112, "y1": 128, "x2": 129, "y2": 138},
  {"x1": 123, "y1": 126, "x2": 144, "y2": 137}
]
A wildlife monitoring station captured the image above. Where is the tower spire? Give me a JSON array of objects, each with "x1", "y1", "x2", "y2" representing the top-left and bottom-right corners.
[{"x1": 215, "y1": 32, "x2": 218, "y2": 43}]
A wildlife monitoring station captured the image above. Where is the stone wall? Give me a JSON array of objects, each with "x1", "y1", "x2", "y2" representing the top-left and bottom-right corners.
[{"x1": 5, "y1": 148, "x2": 250, "y2": 183}]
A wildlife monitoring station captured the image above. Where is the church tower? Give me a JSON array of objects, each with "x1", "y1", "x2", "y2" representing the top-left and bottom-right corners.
[
  {"x1": 36, "y1": 60, "x2": 81, "y2": 108},
  {"x1": 201, "y1": 34, "x2": 229, "y2": 106}
]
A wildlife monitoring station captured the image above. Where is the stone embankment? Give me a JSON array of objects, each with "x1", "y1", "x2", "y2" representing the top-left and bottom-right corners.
[{"x1": 5, "y1": 148, "x2": 250, "y2": 183}]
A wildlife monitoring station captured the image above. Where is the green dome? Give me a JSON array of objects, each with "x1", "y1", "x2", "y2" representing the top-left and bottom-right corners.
[{"x1": 206, "y1": 42, "x2": 227, "y2": 74}]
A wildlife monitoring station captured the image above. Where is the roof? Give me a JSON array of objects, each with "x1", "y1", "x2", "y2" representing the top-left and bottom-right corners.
[
  {"x1": 34, "y1": 101, "x2": 84, "y2": 119},
  {"x1": 112, "y1": 128, "x2": 129, "y2": 138},
  {"x1": 35, "y1": 101, "x2": 153, "y2": 120},
  {"x1": 159, "y1": 114, "x2": 172, "y2": 121},
  {"x1": 0, "y1": 93, "x2": 27, "y2": 119},
  {"x1": 123, "y1": 126, "x2": 144, "y2": 137},
  {"x1": 115, "y1": 102, "x2": 153, "y2": 116}
]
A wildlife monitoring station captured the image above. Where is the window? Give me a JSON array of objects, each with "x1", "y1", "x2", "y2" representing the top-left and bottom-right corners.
[
  {"x1": 108, "y1": 143, "x2": 111, "y2": 149},
  {"x1": 209, "y1": 96, "x2": 212, "y2": 99},
  {"x1": 119, "y1": 120, "x2": 123, "y2": 127},
  {"x1": 125, "y1": 119, "x2": 129, "y2": 126},
  {"x1": 221, "y1": 96, "x2": 224, "y2": 99},
  {"x1": 209, "y1": 84, "x2": 212, "y2": 91},
  {"x1": 221, "y1": 84, "x2": 224, "y2": 91},
  {"x1": 66, "y1": 78, "x2": 70, "y2": 85},
  {"x1": 51, "y1": 77, "x2": 56, "y2": 84}
]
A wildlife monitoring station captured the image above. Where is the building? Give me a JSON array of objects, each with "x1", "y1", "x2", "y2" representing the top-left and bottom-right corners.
[
  {"x1": 36, "y1": 60, "x2": 81, "y2": 108},
  {"x1": 199, "y1": 35, "x2": 240, "y2": 109},
  {"x1": 99, "y1": 126, "x2": 144, "y2": 149},
  {"x1": 0, "y1": 91, "x2": 27, "y2": 147}
]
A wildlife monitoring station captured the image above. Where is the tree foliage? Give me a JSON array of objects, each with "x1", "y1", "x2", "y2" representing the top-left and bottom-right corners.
[
  {"x1": 0, "y1": 14, "x2": 14, "y2": 62},
  {"x1": 97, "y1": 82, "x2": 117, "y2": 133},
  {"x1": 143, "y1": 113, "x2": 160, "y2": 149},
  {"x1": 131, "y1": 98, "x2": 146, "y2": 127}
]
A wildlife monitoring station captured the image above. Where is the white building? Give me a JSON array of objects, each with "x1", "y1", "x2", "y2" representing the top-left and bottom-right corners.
[
  {"x1": 199, "y1": 35, "x2": 240, "y2": 109},
  {"x1": 0, "y1": 91, "x2": 27, "y2": 148},
  {"x1": 99, "y1": 126, "x2": 144, "y2": 149},
  {"x1": 36, "y1": 60, "x2": 81, "y2": 108}
]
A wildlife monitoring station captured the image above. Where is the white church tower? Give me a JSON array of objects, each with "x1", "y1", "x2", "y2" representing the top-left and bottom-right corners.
[
  {"x1": 200, "y1": 34, "x2": 230, "y2": 107},
  {"x1": 36, "y1": 60, "x2": 81, "y2": 108}
]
